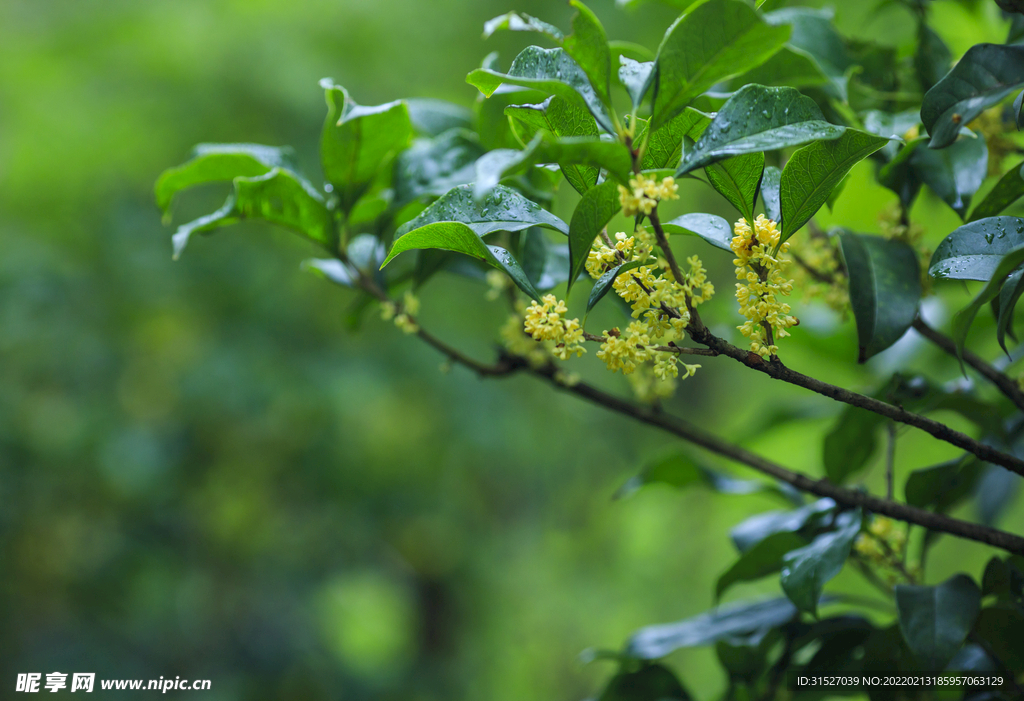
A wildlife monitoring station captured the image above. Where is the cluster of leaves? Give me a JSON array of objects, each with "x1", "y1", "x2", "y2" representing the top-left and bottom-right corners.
[{"x1": 155, "y1": 0, "x2": 1024, "y2": 696}]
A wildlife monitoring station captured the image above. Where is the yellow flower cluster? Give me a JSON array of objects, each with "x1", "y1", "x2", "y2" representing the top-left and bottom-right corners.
[
  {"x1": 381, "y1": 291, "x2": 421, "y2": 334},
  {"x1": 618, "y1": 174, "x2": 679, "y2": 217},
  {"x1": 523, "y1": 295, "x2": 585, "y2": 360},
  {"x1": 853, "y1": 516, "x2": 916, "y2": 583},
  {"x1": 789, "y1": 234, "x2": 848, "y2": 315},
  {"x1": 731, "y1": 215, "x2": 798, "y2": 359}
]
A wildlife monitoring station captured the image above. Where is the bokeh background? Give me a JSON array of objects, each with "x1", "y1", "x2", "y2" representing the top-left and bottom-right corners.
[{"x1": 1, "y1": 0, "x2": 1022, "y2": 699}]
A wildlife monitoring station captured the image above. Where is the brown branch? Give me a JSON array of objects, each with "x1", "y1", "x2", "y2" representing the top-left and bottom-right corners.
[
  {"x1": 582, "y1": 331, "x2": 718, "y2": 356},
  {"x1": 647, "y1": 207, "x2": 686, "y2": 288},
  {"x1": 340, "y1": 256, "x2": 1024, "y2": 555},
  {"x1": 912, "y1": 317, "x2": 1024, "y2": 411},
  {"x1": 687, "y1": 324, "x2": 1024, "y2": 477}
]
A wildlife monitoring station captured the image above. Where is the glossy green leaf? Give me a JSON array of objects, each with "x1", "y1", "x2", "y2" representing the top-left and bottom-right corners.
[
  {"x1": 895, "y1": 575, "x2": 981, "y2": 671},
  {"x1": 780, "y1": 130, "x2": 889, "y2": 240},
  {"x1": 396, "y1": 185, "x2": 567, "y2": 239},
  {"x1": 598, "y1": 664, "x2": 691, "y2": 701},
  {"x1": 155, "y1": 143, "x2": 290, "y2": 216},
  {"x1": 839, "y1": 232, "x2": 921, "y2": 362},
  {"x1": 921, "y1": 43, "x2": 1024, "y2": 149},
  {"x1": 975, "y1": 462, "x2": 1021, "y2": 526},
  {"x1": 619, "y1": 57, "x2": 654, "y2": 112},
  {"x1": 393, "y1": 129, "x2": 483, "y2": 207},
  {"x1": 520, "y1": 229, "x2": 571, "y2": 291},
  {"x1": 381, "y1": 222, "x2": 541, "y2": 299},
  {"x1": 975, "y1": 605, "x2": 1024, "y2": 670},
  {"x1": 660, "y1": 213, "x2": 733, "y2": 252},
  {"x1": 729, "y1": 46, "x2": 830, "y2": 91},
  {"x1": 969, "y1": 163, "x2": 1024, "y2": 222},
  {"x1": 950, "y1": 243, "x2": 1024, "y2": 366},
  {"x1": 646, "y1": 107, "x2": 765, "y2": 218},
  {"x1": 320, "y1": 80, "x2": 413, "y2": 211},
  {"x1": 564, "y1": 1, "x2": 613, "y2": 111},
  {"x1": 929, "y1": 216, "x2": 1024, "y2": 280},
  {"x1": 482, "y1": 11, "x2": 562, "y2": 40},
  {"x1": 707, "y1": 154, "x2": 765, "y2": 224},
  {"x1": 760, "y1": 166, "x2": 782, "y2": 222},
  {"x1": 996, "y1": 268, "x2": 1024, "y2": 352},
  {"x1": 172, "y1": 168, "x2": 333, "y2": 259},
  {"x1": 910, "y1": 133, "x2": 988, "y2": 219},
  {"x1": 862, "y1": 109, "x2": 921, "y2": 161},
  {"x1": 302, "y1": 235, "x2": 384, "y2": 288},
  {"x1": 473, "y1": 134, "x2": 632, "y2": 200},
  {"x1": 764, "y1": 8, "x2": 851, "y2": 100},
  {"x1": 405, "y1": 99, "x2": 473, "y2": 137},
  {"x1": 981, "y1": 556, "x2": 1024, "y2": 603},
  {"x1": 588, "y1": 260, "x2": 644, "y2": 315},
  {"x1": 878, "y1": 138, "x2": 924, "y2": 211},
  {"x1": 302, "y1": 258, "x2": 356, "y2": 287},
  {"x1": 730, "y1": 499, "x2": 836, "y2": 553},
  {"x1": 505, "y1": 96, "x2": 600, "y2": 194},
  {"x1": 676, "y1": 86, "x2": 845, "y2": 175},
  {"x1": 467, "y1": 46, "x2": 615, "y2": 133},
  {"x1": 568, "y1": 179, "x2": 622, "y2": 291},
  {"x1": 780, "y1": 509, "x2": 861, "y2": 615},
  {"x1": 716, "y1": 531, "x2": 807, "y2": 601},
  {"x1": 914, "y1": 22, "x2": 952, "y2": 92},
  {"x1": 625, "y1": 598, "x2": 799, "y2": 659},
  {"x1": 650, "y1": 0, "x2": 790, "y2": 130},
  {"x1": 1015, "y1": 89, "x2": 1024, "y2": 130}
]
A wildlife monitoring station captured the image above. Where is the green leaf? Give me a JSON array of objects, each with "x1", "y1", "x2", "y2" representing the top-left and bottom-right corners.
[
  {"x1": 568, "y1": 179, "x2": 622, "y2": 292},
  {"x1": 910, "y1": 133, "x2": 988, "y2": 219},
  {"x1": 730, "y1": 499, "x2": 836, "y2": 553},
  {"x1": 302, "y1": 258, "x2": 356, "y2": 288},
  {"x1": 862, "y1": 109, "x2": 921, "y2": 161},
  {"x1": 921, "y1": 43, "x2": 1024, "y2": 149},
  {"x1": 914, "y1": 22, "x2": 952, "y2": 92},
  {"x1": 625, "y1": 598, "x2": 800, "y2": 659},
  {"x1": 780, "y1": 509, "x2": 862, "y2": 615},
  {"x1": 975, "y1": 605, "x2": 1024, "y2": 670},
  {"x1": 878, "y1": 138, "x2": 924, "y2": 211},
  {"x1": 303, "y1": 235, "x2": 384, "y2": 288},
  {"x1": 895, "y1": 575, "x2": 981, "y2": 671},
  {"x1": 764, "y1": 8, "x2": 851, "y2": 100},
  {"x1": 619, "y1": 57, "x2": 654, "y2": 112},
  {"x1": 155, "y1": 143, "x2": 290, "y2": 217},
  {"x1": 521, "y1": 230, "x2": 571, "y2": 291},
  {"x1": 969, "y1": 163, "x2": 1024, "y2": 222},
  {"x1": 996, "y1": 268, "x2": 1024, "y2": 352},
  {"x1": 728, "y1": 47, "x2": 830, "y2": 91},
  {"x1": 171, "y1": 168, "x2": 334, "y2": 259},
  {"x1": 598, "y1": 664, "x2": 691, "y2": 701},
  {"x1": 473, "y1": 134, "x2": 632, "y2": 200},
  {"x1": 707, "y1": 154, "x2": 765, "y2": 224},
  {"x1": 482, "y1": 11, "x2": 563, "y2": 41},
  {"x1": 981, "y1": 556, "x2": 1024, "y2": 603},
  {"x1": 904, "y1": 456, "x2": 982, "y2": 513},
  {"x1": 564, "y1": 1, "x2": 613, "y2": 111},
  {"x1": 641, "y1": 109, "x2": 705, "y2": 171},
  {"x1": 381, "y1": 222, "x2": 541, "y2": 299},
  {"x1": 505, "y1": 96, "x2": 600, "y2": 195},
  {"x1": 650, "y1": 0, "x2": 790, "y2": 130},
  {"x1": 587, "y1": 260, "x2": 645, "y2": 316},
  {"x1": 676, "y1": 86, "x2": 845, "y2": 175},
  {"x1": 467, "y1": 46, "x2": 615, "y2": 133},
  {"x1": 951, "y1": 243, "x2": 1024, "y2": 366},
  {"x1": 839, "y1": 232, "x2": 922, "y2": 362},
  {"x1": 823, "y1": 406, "x2": 885, "y2": 484},
  {"x1": 615, "y1": 452, "x2": 772, "y2": 500},
  {"x1": 396, "y1": 184, "x2": 567, "y2": 238},
  {"x1": 660, "y1": 213, "x2": 733, "y2": 252},
  {"x1": 780, "y1": 130, "x2": 889, "y2": 240},
  {"x1": 1015, "y1": 89, "x2": 1024, "y2": 130},
  {"x1": 716, "y1": 531, "x2": 807, "y2": 601},
  {"x1": 929, "y1": 216, "x2": 1024, "y2": 280},
  {"x1": 760, "y1": 166, "x2": 782, "y2": 222},
  {"x1": 393, "y1": 129, "x2": 484, "y2": 207},
  {"x1": 320, "y1": 79, "x2": 413, "y2": 211},
  {"x1": 405, "y1": 99, "x2": 473, "y2": 137}
]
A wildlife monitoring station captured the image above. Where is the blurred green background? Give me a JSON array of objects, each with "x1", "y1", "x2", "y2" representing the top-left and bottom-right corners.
[{"x1": 1, "y1": 1, "x2": 1022, "y2": 699}]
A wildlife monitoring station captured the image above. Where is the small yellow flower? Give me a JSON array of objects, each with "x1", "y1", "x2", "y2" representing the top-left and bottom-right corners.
[
  {"x1": 523, "y1": 295, "x2": 586, "y2": 359},
  {"x1": 731, "y1": 215, "x2": 798, "y2": 358},
  {"x1": 618, "y1": 174, "x2": 679, "y2": 217}
]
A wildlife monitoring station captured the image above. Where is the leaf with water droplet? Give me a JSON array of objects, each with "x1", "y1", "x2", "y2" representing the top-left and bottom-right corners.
[
  {"x1": 397, "y1": 184, "x2": 568, "y2": 239},
  {"x1": 929, "y1": 217, "x2": 1024, "y2": 281},
  {"x1": 382, "y1": 221, "x2": 542, "y2": 299}
]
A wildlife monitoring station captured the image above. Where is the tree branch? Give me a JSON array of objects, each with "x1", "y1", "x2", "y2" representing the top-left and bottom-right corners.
[
  {"x1": 912, "y1": 317, "x2": 1024, "y2": 411},
  {"x1": 687, "y1": 324, "x2": 1024, "y2": 477}
]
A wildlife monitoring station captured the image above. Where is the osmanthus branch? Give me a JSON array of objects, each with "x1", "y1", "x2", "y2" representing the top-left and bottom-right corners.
[
  {"x1": 686, "y1": 323, "x2": 1024, "y2": 477},
  {"x1": 911, "y1": 317, "x2": 1024, "y2": 411}
]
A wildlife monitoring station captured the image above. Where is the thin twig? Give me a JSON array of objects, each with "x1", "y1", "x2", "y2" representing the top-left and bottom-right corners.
[{"x1": 912, "y1": 317, "x2": 1024, "y2": 411}]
